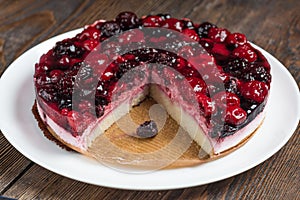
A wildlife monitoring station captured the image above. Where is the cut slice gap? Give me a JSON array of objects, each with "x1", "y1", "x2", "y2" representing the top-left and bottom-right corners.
[{"x1": 88, "y1": 98, "x2": 209, "y2": 170}]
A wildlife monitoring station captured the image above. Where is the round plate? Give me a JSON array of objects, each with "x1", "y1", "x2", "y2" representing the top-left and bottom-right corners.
[{"x1": 0, "y1": 29, "x2": 299, "y2": 190}]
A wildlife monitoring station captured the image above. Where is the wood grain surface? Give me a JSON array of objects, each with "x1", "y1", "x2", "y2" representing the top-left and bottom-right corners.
[{"x1": 0, "y1": 0, "x2": 299, "y2": 199}]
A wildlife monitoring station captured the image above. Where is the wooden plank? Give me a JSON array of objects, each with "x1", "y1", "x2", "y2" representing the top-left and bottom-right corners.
[{"x1": 0, "y1": 134, "x2": 31, "y2": 192}]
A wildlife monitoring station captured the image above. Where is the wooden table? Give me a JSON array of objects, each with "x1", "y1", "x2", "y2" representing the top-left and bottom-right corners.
[{"x1": 0, "y1": 0, "x2": 299, "y2": 199}]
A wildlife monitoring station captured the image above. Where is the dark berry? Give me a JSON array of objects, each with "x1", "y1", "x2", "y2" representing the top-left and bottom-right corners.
[
  {"x1": 100, "y1": 21, "x2": 121, "y2": 37},
  {"x1": 224, "y1": 58, "x2": 249, "y2": 77},
  {"x1": 58, "y1": 98, "x2": 72, "y2": 109},
  {"x1": 157, "y1": 13, "x2": 171, "y2": 20},
  {"x1": 196, "y1": 22, "x2": 217, "y2": 38},
  {"x1": 224, "y1": 77, "x2": 240, "y2": 94},
  {"x1": 53, "y1": 40, "x2": 86, "y2": 59},
  {"x1": 77, "y1": 63, "x2": 93, "y2": 80},
  {"x1": 199, "y1": 38, "x2": 214, "y2": 51},
  {"x1": 182, "y1": 19, "x2": 195, "y2": 29},
  {"x1": 116, "y1": 11, "x2": 140, "y2": 30},
  {"x1": 241, "y1": 63, "x2": 271, "y2": 83},
  {"x1": 58, "y1": 75, "x2": 74, "y2": 98},
  {"x1": 136, "y1": 120, "x2": 158, "y2": 138}
]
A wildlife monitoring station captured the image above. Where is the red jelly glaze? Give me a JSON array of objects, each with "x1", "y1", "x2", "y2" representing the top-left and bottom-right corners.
[{"x1": 34, "y1": 12, "x2": 271, "y2": 138}]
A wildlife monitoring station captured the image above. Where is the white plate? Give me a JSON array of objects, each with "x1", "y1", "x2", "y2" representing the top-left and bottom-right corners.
[{"x1": 0, "y1": 29, "x2": 299, "y2": 190}]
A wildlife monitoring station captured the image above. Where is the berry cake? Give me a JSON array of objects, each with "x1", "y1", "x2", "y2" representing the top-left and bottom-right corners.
[{"x1": 33, "y1": 12, "x2": 271, "y2": 158}]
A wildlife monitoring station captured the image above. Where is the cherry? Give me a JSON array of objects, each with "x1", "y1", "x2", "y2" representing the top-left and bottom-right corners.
[
  {"x1": 197, "y1": 93, "x2": 216, "y2": 117},
  {"x1": 225, "y1": 33, "x2": 247, "y2": 46},
  {"x1": 77, "y1": 27, "x2": 101, "y2": 41},
  {"x1": 161, "y1": 18, "x2": 184, "y2": 32},
  {"x1": 186, "y1": 77, "x2": 208, "y2": 95},
  {"x1": 182, "y1": 29, "x2": 200, "y2": 42},
  {"x1": 213, "y1": 91, "x2": 240, "y2": 108},
  {"x1": 208, "y1": 27, "x2": 230, "y2": 42},
  {"x1": 239, "y1": 80, "x2": 269, "y2": 103},
  {"x1": 225, "y1": 106, "x2": 247, "y2": 125},
  {"x1": 211, "y1": 43, "x2": 230, "y2": 60},
  {"x1": 142, "y1": 15, "x2": 163, "y2": 27},
  {"x1": 232, "y1": 44, "x2": 257, "y2": 62}
]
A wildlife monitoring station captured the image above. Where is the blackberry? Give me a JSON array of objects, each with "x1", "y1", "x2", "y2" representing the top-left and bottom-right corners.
[
  {"x1": 196, "y1": 22, "x2": 217, "y2": 38},
  {"x1": 100, "y1": 21, "x2": 121, "y2": 37},
  {"x1": 136, "y1": 120, "x2": 158, "y2": 138}
]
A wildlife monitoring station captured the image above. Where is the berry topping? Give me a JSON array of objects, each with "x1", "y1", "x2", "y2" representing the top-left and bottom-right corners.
[
  {"x1": 136, "y1": 120, "x2": 158, "y2": 138},
  {"x1": 77, "y1": 27, "x2": 101, "y2": 41},
  {"x1": 162, "y1": 18, "x2": 184, "y2": 32},
  {"x1": 116, "y1": 11, "x2": 140, "y2": 30},
  {"x1": 100, "y1": 21, "x2": 121, "y2": 38},
  {"x1": 53, "y1": 40, "x2": 86, "y2": 59},
  {"x1": 213, "y1": 91, "x2": 240, "y2": 108},
  {"x1": 196, "y1": 22, "x2": 217, "y2": 38},
  {"x1": 197, "y1": 93, "x2": 216, "y2": 117},
  {"x1": 186, "y1": 77, "x2": 208, "y2": 95},
  {"x1": 224, "y1": 58, "x2": 249, "y2": 76},
  {"x1": 34, "y1": 12, "x2": 271, "y2": 139},
  {"x1": 142, "y1": 15, "x2": 163, "y2": 27},
  {"x1": 225, "y1": 33, "x2": 247, "y2": 46},
  {"x1": 182, "y1": 29, "x2": 200, "y2": 41},
  {"x1": 208, "y1": 27, "x2": 230, "y2": 43},
  {"x1": 232, "y1": 44, "x2": 257, "y2": 62},
  {"x1": 241, "y1": 63, "x2": 271, "y2": 83},
  {"x1": 225, "y1": 106, "x2": 247, "y2": 125},
  {"x1": 239, "y1": 80, "x2": 269, "y2": 103}
]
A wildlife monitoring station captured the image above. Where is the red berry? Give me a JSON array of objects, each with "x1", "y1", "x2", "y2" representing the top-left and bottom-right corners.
[
  {"x1": 142, "y1": 16, "x2": 163, "y2": 27},
  {"x1": 77, "y1": 27, "x2": 101, "y2": 41},
  {"x1": 239, "y1": 80, "x2": 269, "y2": 103},
  {"x1": 213, "y1": 91, "x2": 240, "y2": 108},
  {"x1": 211, "y1": 43, "x2": 231, "y2": 60},
  {"x1": 83, "y1": 39, "x2": 99, "y2": 51},
  {"x1": 225, "y1": 33, "x2": 247, "y2": 46},
  {"x1": 182, "y1": 29, "x2": 200, "y2": 41},
  {"x1": 232, "y1": 44, "x2": 257, "y2": 62},
  {"x1": 197, "y1": 93, "x2": 216, "y2": 117},
  {"x1": 225, "y1": 106, "x2": 247, "y2": 125},
  {"x1": 162, "y1": 18, "x2": 184, "y2": 32},
  {"x1": 118, "y1": 29, "x2": 144, "y2": 44},
  {"x1": 208, "y1": 27, "x2": 230, "y2": 42},
  {"x1": 186, "y1": 77, "x2": 208, "y2": 95},
  {"x1": 61, "y1": 108, "x2": 69, "y2": 116}
]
